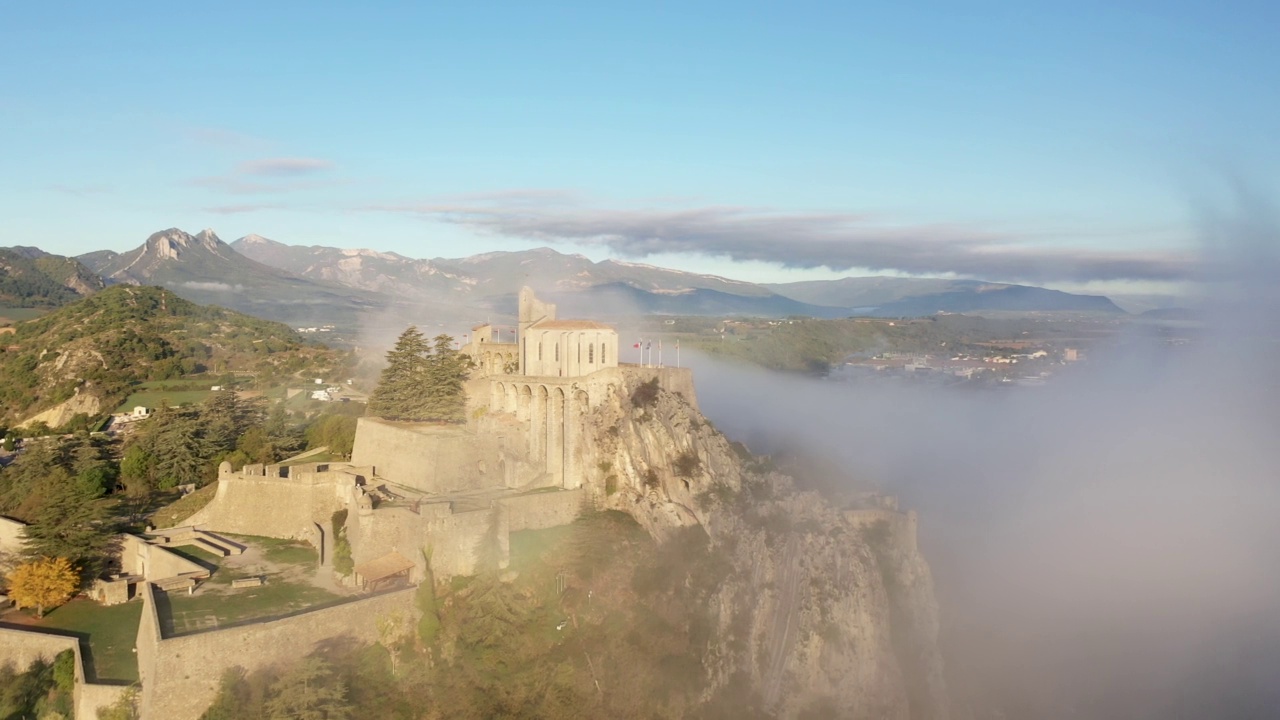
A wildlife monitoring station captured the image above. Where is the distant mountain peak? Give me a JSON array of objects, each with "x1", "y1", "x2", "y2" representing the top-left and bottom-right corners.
[
  {"x1": 237, "y1": 233, "x2": 278, "y2": 246},
  {"x1": 339, "y1": 247, "x2": 408, "y2": 262}
]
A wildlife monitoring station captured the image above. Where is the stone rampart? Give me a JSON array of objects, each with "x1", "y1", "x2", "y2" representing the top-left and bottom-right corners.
[
  {"x1": 184, "y1": 465, "x2": 361, "y2": 541},
  {"x1": 351, "y1": 418, "x2": 510, "y2": 492},
  {"x1": 0, "y1": 626, "x2": 128, "y2": 720},
  {"x1": 347, "y1": 501, "x2": 497, "y2": 580},
  {"x1": 120, "y1": 534, "x2": 208, "y2": 580},
  {"x1": 136, "y1": 582, "x2": 416, "y2": 720},
  {"x1": 425, "y1": 507, "x2": 495, "y2": 577},
  {"x1": 613, "y1": 365, "x2": 699, "y2": 409},
  {"x1": 500, "y1": 489, "x2": 585, "y2": 532},
  {"x1": 0, "y1": 627, "x2": 79, "y2": 677}
]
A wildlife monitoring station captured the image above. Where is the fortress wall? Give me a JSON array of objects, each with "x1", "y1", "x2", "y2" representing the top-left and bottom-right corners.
[
  {"x1": 348, "y1": 505, "x2": 428, "y2": 577},
  {"x1": 611, "y1": 366, "x2": 699, "y2": 409},
  {"x1": 500, "y1": 489, "x2": 585, "y2": 532},
  {"x1": 136, "y1": 583, "x2": 163, "y2": 719},
  {"x1": 351, "y1": 418, "x2": 506, "y2": 492},
  {"x1": 425, "y1": 508, "x2": 495, "y2": 578},
  {"x1": 184, "y1": 473, "x2": 349, "y2": 542},
  {"x1": 137, "y1": 583, "x2": 416, "y2": 720},
  {"x1": 0, "y1": 627, "x2": 79, "y2": 677},
  {"x1": 78, "y1": 682, "x2": 128, "y2": 720},
  {"x1": 0, "y1": 626, "x2": 125, "y2": 720},
  {"x1": 120, "y1": 534, "x2": 207, "y2": 580}
]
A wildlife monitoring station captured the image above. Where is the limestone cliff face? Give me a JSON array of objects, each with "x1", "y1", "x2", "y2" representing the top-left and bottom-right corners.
[{"x1": 579, "y1": 375, "x2": 950, "y2": 720}]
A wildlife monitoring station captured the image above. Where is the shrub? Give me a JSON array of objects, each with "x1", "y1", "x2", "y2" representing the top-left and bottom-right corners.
[
  {"x1": 630, "y1": 378, "x2": 660, "y2": 409},
  {"x1": 674, "y1": 451, "x2": 701, "y2": 479},
  {"x1": 331, "y1": 510, "x2": 353, "y2": 577},
  {"x1": 643, "y1": 469, "x2": 660, "y2": 490}
]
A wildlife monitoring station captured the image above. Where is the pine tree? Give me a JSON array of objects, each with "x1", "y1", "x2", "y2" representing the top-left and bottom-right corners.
[
  {"x1": 424, "y1": 334, "x2": 469, "y2": 423},
  {"x1": 264, "y1": 658, "x2": 352, "y2": 720},
  {"x1": 367, "y1": 327, "x2": 430, "y2": 421},
  {"x1": 21, "y1": 474, "x2": 117, "y2": 580},
  {"x1": 367, "y1": 327, "x2": 470, "y2": 423}
]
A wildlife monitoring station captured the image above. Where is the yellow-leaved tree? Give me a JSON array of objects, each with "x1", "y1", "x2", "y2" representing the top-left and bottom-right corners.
[{"x1": 6, "y1": 556, "x2": 79, "y2": 618}]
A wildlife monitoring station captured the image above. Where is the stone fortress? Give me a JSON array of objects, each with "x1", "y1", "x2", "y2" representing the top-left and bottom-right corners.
[
  {"x1": 186, "y1": 287, "x2": 697, "y2": 582},
  {"x1": 1, "y1": 287, "x2": 924, "y2": 720}
]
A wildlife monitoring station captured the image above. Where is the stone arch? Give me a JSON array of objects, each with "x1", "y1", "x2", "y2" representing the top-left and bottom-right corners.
[
  {"x1": 518, "y1": 384, "x2": 532, "y2": 422},
  {"x1": 549, "y1": 386, "x2": 566, "y2": 484},
  {"x1": 493, "y1": 381, "x2": 506, "y2": 412},
  {"x1": 534, "y1": 385, "x2": 549, "y2": 464},
  {"x1": 505, "y1": 383, "x2": 517, "y2": 414}
]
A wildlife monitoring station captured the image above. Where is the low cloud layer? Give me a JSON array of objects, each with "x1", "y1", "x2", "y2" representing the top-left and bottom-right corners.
[
  {"x1": 378, "y1": 198, "x2": 1197, "y2": 284},
  {"x1": 682, "y1": 189, "x2": 1280, "y2": 718},
  {"x1": 180, "y1": 281, "x2": 245, "y2": 292}
]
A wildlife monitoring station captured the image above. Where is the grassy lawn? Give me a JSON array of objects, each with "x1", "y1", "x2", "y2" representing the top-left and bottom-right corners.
[
  {"x1": 162, "y1": 544, "x2": 224, "y2": 570},
  {"x1": 153, "y1": 535, "x2": 336, "y2": 634},
  {"x1": 150, "y1": 484, "x2": 217, "y2": 528},
  {"x1": 222, "y1": 534, "x2": 319, "y2": 567},
  {"x1": 280, "y1": 451, "x2": 339, "y2": 465},
  {"x1": 33, "y1": 598, "x2": 143, "y2": 683},
  {"x1": 159, "y1": 579, "x2": 341, "y2": 635}
]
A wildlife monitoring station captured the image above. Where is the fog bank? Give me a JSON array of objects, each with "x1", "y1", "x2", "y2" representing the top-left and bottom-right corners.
[{"x1": 685, "y1": 211, "x2": 1280, "y2": 717}]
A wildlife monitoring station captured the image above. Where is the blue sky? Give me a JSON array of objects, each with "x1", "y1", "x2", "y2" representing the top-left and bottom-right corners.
[{"x1": 2, "y1": 1, "x2": 1276, "y2": 290}]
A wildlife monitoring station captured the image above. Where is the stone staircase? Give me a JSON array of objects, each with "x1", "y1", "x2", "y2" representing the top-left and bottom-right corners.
[{"x1": 149, "y1": 526, "x2": 246, "y2": 556}]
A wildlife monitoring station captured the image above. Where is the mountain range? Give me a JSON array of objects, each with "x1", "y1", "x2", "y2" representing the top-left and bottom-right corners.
[{"x1": 54, "y1": 228, "x2": 1128, "y2": 331}]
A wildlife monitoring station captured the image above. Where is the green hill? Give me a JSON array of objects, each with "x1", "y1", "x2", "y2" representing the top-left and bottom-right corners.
[
  {"x1": 0, "y1": 285, "x2": 352, "y2": 426},
  {"x1": 0, "y1": 248, "x2": 103, "y2": 308}
]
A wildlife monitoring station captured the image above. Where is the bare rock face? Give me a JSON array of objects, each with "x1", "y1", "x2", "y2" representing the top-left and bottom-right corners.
[
  {"x1": 580, "y1": 375, "x2": 950, "y2": 719},
  {"x1": 17, "y1": 387, "x2": 101, "y2": 429}
]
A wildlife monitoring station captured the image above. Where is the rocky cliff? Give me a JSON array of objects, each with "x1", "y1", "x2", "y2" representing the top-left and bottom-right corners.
[{"x1": 579, "y1": 374, "x2": 950, "y2": 719}]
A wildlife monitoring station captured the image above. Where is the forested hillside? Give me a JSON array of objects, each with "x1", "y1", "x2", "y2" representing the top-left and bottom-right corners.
[
  {"x1": 0, "y1": 285, "x2": 352, "y2": 426},
  {"x1": 0, "y1": 248, "x2": 103, "y2": 308}
]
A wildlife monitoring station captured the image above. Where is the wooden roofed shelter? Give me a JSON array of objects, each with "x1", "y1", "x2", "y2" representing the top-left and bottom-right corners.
[{"x1": 354, "y1": 551, "x2": 415, "y2": 591}]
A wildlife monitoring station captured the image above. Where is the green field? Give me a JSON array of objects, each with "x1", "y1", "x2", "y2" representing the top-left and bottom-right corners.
[
  {"x1": 33, "y1": 598, "x2": 144, "y2": 683},
  {"x1": 115, "y1": 381, "x2": 214, "y2": 411},
  {"x1": 0, "y1": 307, "x2": 48, "y2": 323}
]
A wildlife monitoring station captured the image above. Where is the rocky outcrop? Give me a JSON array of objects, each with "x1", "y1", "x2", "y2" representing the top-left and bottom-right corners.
[
  {"x1": 18, "y1": 387, "x2": 101, "y2": 429},
  {"x1": 580, "y1": 374, "x2": 950, "y2": 719}
]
